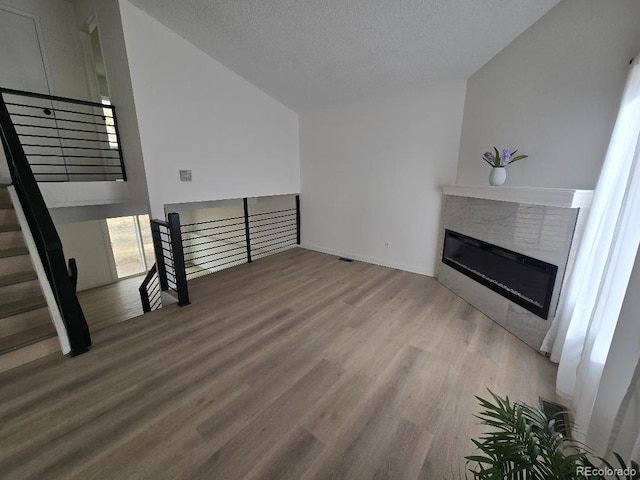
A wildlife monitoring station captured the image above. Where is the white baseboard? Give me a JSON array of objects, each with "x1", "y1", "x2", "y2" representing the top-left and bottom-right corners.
[{"x1": 300, "y1": 243, "x2": 434, "y2": 277}]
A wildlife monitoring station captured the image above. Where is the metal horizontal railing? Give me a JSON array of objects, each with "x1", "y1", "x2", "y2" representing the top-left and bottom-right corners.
[
  {"x1": 248, "y1": 206, "x2": 297, "y2": 261},
  {"x1": 0, "y1": 88, "x2": 126, "y2": 183},
  {"x1": 139, "y1": 197, "x2": 300, "y2": 311},
  {"x1": 180, "y1": 196, "x2": 300, "y2": 280},
  {"x1": 139, "y1": 264, "x2": 161, "y2": 313}
]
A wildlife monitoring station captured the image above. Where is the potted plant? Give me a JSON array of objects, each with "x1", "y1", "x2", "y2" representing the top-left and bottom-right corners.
[
  {"x1": 483, "y1": 148, "x2": 528, "y2": 186},
  {"x1": 461, "y1": 390, "x2": 639, "y2": 479}
]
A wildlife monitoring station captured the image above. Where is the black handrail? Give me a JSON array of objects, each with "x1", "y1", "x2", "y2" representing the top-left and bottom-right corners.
[
  {"x1": 1, "y1": 87, "x2": 112, "y2": 109},
  {"x1": 0, "y1": 92, "x2": 91, "y2": 356},
  {"x1": 68, "y1": 258, "x2": 78, "y2": 292},
  {"x1": 139, "y1": 264, "x2": 160, "y2": 313},
  {"x1": 0, "y1": 87, "x2": 127, "y2": 182}
]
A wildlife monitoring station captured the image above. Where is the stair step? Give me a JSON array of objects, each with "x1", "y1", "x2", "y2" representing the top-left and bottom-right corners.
[
  {"x1": 0, "y1": 271, "x2": 38, "y2": 287},
  {"x1": 0, "y1": 188, "x2": 11, "y2": 208},
  {"x1": 0, "y1": 191, "x2": 12, "y2": 208},
  {"x1": 0, "y1": 208, "x2": 17, "y2": 225},
  {"x1": 0, "y1": 305, "x2": 50, "y2": 338},
  {"x1": 0, "y1": 279, "x2": 43, "y2": 308},
  {"x1": 0, "y1": 246, "x2": 28, "y2": 258},
  {"x1": 0, "y1": 296, "x2": 48, "y2": 320},
  {"x1": 0, "y1": 335, "x2": 60, "y2": 374},
  {"x1": 0, "y1": 323, "x2": 57, "y2": 355},
  {"x1": 0, "y1": 224, "x2": 20, "y2": 233},
  {"x1": 0, "y1": 230, "x2": 26, "y2": 249},
  {"x1": 0, "y1": 254, "x2": 34, "y2": 276}
]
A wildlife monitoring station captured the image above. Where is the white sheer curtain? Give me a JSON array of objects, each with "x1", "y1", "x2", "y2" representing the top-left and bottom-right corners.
[
  {"x1": 586, "y1": 249, "x2": 640, "y2": 459},
  {"x1": 541, "y1": 55, "x2": 640, "y2": 447}
]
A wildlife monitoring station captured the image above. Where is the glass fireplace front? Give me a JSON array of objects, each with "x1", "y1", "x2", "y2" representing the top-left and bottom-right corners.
[{"x1": 442, "y1": 230, "x2": 558, "y2": 319}]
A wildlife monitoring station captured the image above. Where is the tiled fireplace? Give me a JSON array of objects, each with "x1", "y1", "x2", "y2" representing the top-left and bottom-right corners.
[{"x1": 437, "y1": 185, "x2": 593, "y2": 351}]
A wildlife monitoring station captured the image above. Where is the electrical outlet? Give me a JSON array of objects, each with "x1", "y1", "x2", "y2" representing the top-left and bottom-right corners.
[{"x1": 384, "y1": 242, "x2": 390, "y2": 249}]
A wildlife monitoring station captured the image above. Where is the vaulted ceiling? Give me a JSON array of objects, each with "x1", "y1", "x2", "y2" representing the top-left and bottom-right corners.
[{"x1": 128, "y1": 0, "x2": 561, "y2": 112}]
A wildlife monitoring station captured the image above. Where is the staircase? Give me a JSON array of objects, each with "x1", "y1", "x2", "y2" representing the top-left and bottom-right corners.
[
  {"x1": 0, "y1": 87, "x2": 110, "y2": 369},
  {"x1": 0, "y1": 185, "x2": 56, "y2": 355}
]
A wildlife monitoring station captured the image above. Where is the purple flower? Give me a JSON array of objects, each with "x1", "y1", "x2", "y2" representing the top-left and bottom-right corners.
[
  {"x1": 482, "y1": 146, "x2": 527, "y2": 167},
  {"x1": 483, "y1": 152, "x2": 495, "y2": 163},
  {"x1": 501, "y1": 149, "x2": 511, "y2": 166}
]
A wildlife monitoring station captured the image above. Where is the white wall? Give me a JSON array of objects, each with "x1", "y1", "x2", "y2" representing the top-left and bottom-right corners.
[
  {"x1": 84, "y1": 0, "x2": 150, "y2": 216},
  {"x1": 300, "y1": 82, "x2": 466, "y2": 276},
  {"x1": 0, "y1": 0, "x2": 91, "y2": 181},
  {"x1": 0, "y1": 0, "x2": 90, "y2": 99},
  {"x1": 456, "y1": 0, "x2": 640, "y2": 189},
  {"x1": 56, "y1": 219, "x2": 116, "y2": 291},
  {"x1": 118, "y1": 1, "x2": 300, "y2": 219}
]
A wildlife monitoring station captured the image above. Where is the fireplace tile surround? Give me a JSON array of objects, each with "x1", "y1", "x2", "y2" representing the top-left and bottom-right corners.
[{"x1": 437, "y1": 185, "x2": 593, "y2": 351}]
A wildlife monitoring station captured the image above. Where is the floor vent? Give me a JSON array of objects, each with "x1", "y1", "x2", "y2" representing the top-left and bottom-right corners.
[
  {"x1": 540, "y1": 397, "x2": 571, "y2": 438},
  {"x1": 338, "y1": 257, "x2": 354, "y2": 263}
]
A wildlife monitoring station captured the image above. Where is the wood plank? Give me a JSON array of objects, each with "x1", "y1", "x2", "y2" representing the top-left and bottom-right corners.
[
  {"x1": 191, "y1": 359, "x2": 344, "y2": 480},
  {"x1": 244, "y1": 427, "x2": 325, "y2": 480},
  {"x1": 301, "y1": 345, "x2": 435, "y2": 479}
]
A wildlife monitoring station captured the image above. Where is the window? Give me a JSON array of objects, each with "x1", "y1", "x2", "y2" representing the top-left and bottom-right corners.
[
  {"x1": 101, "y1": 98, "x2": 118, "y2": 149},
  {"x1": 106, "y1": 214, "x2": 154, "y2": 278}
]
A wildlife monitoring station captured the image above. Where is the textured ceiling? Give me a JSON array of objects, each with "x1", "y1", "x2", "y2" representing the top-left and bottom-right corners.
[{"x1": 128, "y1": 0, "x2": 561, "y2": 112}]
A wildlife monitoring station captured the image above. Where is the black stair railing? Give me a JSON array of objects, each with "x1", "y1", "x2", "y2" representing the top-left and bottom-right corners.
[
  {"x1": 0, "y1": 87, "x2": 126, "y2": 182},
  {"x1": 0, "y1": 92, "x2": 91, "y2": 356},
  {"x1": 147, "y1": 213, "x2": 189, "y2": 309},
  {"x1": 139, "y1": 264, "x2": 161, "y2": 313},
  {"x1": 139, "y1": 195, "x2": 300, "y2": 311}
]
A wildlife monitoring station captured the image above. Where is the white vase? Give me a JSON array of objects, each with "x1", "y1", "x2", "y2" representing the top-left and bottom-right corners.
[{"x1": 489, "y1": 167, "x2": 506, "y2": 186}]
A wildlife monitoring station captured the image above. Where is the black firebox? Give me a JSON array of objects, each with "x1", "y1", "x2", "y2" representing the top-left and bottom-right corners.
[{"x1": 442, "y1": 230, "x2": 558, "y2": 319}]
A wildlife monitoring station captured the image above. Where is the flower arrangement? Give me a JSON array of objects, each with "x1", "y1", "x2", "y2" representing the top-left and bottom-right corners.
[{"x1": 482, "y1": 147, "x2": 528, "y2": 168}]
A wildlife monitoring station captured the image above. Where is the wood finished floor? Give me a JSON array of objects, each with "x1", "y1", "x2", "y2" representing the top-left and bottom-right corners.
[
  {"x1": 78, "y1": 274, "x2": 145, "y2": 332},
  {"x1": 0, "y1": 248, "x2": 558, "y2": 479}
]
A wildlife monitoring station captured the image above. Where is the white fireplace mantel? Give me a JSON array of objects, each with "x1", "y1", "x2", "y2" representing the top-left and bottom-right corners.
[{"x1": 442, "y1": 185, "x2": 594, "y2": 209}]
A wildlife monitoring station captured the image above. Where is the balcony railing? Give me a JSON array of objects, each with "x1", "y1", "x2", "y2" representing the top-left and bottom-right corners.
[
  {"x1": 139, "y1": 195, "x2": 300, "y2": 313},
  {"x1": 0, "y1": 88, "x2": 126, "y2": 182},
  {"x1": 181, "y1": 195, "x2": 300, "y2": 280}
]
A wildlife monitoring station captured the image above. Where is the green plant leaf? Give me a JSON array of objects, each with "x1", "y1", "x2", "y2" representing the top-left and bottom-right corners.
[
  {"x1": 493, "y1": 147, "x2": 501, "y2": 167},
  {"x1": 459, "y1": 389, "x2": 627, "y2": 480},
  {"x1": 510, "y1": 155, "x2": 528, "y2": 163}
]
